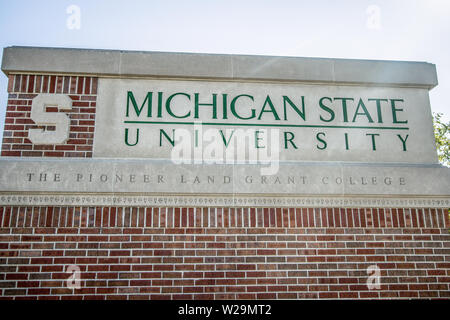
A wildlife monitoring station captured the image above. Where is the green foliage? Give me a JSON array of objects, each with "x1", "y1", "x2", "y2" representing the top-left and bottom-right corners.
[{"x1": 433, "y1": 112, "x2": 450, "y2": 167}]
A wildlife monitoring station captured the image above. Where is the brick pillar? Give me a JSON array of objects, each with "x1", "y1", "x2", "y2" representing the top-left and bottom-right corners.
[{"x1": 2, "y1": 74, "x2": 97, "y2": 158}]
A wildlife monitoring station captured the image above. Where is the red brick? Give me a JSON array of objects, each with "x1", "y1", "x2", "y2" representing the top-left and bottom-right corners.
[{"x1": 0, "y1": 204, "x2": 447, "y2": 300}]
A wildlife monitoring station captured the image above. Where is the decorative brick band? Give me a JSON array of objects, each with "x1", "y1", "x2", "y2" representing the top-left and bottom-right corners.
[
  {"x1": 0, "y1": 206, "x2": 448, "y2": 300},
  {"x1": 1, "y1": 74, "x2": 98, "y2": 158},
  {"x1": 0, "y1": 207, "x2": 448, "y2": 229},
  {"x1": 1, "y1": 193, "x2": 449, "y2": 209}
]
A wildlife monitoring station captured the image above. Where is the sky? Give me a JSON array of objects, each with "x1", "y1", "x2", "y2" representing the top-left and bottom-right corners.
[{"x1": 0, "y1": 0, "x2": 449, "y2": 138}]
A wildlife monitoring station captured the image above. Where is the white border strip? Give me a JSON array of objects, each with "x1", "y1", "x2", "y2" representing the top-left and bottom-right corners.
[{"x1": 0, "y1": 193, "x2": 449, "y2": 208}]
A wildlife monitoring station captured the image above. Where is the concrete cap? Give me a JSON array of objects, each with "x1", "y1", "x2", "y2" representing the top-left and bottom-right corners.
[{"x1": 1, "y1": 46, "x2": 438, "y2": 89}]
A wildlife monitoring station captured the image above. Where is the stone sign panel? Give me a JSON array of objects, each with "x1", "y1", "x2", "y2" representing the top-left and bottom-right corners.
[
  {"x1": 0, "y1": 46, "x2": 448, "y2": 207},
  {"x1": 0, "y1": 47, "x2": 449, "y2": 301},
  {"x1": 94, "y1": 78, "x2": 436, "y2": 164}
]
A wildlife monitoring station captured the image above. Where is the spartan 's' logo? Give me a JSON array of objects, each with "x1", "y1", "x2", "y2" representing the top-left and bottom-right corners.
[{"x1": 29, "y1": 94, "x2": 72, "y2": 145}]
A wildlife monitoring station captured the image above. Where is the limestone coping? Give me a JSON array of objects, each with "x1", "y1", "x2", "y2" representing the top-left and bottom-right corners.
[{"x1": 1, "y1": 46, "x2": 438, "y2": 89}]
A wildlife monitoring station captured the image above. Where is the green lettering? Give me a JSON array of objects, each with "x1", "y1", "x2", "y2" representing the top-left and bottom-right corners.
[
  {"x1": 219, "y1": 130, "x2": 235, "y2": 148},
  {"x1": 222, "y1": 94, "x2": 228, "y2": 120},
  {"x1": 316, "y1": 132, "x2": 327, "y2": 150},
  {"x1": 166, "y1": 93, "x2": 191, "y2": 119},
  {"x1": 344, "y1": 132, "x2": 349, "y2": 150},
  {"x1": 284, "y1": 131, "x2": 298, "y2": 149},
  {"x1": 125, "y1": 128, "x2": 139, "y2": 146},
  {"x1": 126, "y1": 91, "x2": 152, "y2": 117},
  {"x1": 334, "y1": 97, "x2": 354, "y2": 122},
  {"x1": 160, "y1": 129, "x2": 175, "y2": 147},
  {"x1": 352, "y1": 98, "x2": 374, "y2": 123},
  {"x1": 194, "y1": 93, "x2": 217, "y2": 119},
  {"x1": 368, "y1": 98, "x2": 388, "y2": 123},
  {"x1": 391, "y1": 99, "x2": 407, "y2": 124},
  {"x1": 283, "y1": 96, "x2": 305, "y2": 121},
  {"x1": 319, "y1": 97, "x2": 334, "y2": 122},
  {"x1": 230, "y1": 94, "x2": 255, "y2": 120},
  {"x1": 157, "y1": 92, "x2": 163, "y2": 118},
  {"x1": 397, "y1": 134, "x2": 409, "y2": 151},
  {"x1": 366, "y1": 133, "x2": 380, "y2": 151},
  {"x1": 255, "y1": 131, "x2": 265, "y2": 148},
  {"x1": 258, "y1": 96, "x2": 280, "y2": 120}
]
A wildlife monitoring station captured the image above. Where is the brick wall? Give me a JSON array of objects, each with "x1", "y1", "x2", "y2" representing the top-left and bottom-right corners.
[
  {"x1": 0, "y1": 73, "x2": 449, "y2": 300},
  {"x1": 0, "y1": 206, "x2": 448, "y2": 300},
  {"x1": 1, "y1": 74, "x2": 97, "y2": 158}
]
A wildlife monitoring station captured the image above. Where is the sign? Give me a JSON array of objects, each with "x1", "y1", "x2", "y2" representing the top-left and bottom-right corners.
[
  {"x1": 94, "y1": 79, "x2": 437, "y2": 164},
  {"x1": 0, "y1": 46, "x2": 448, "y2": 207}
]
